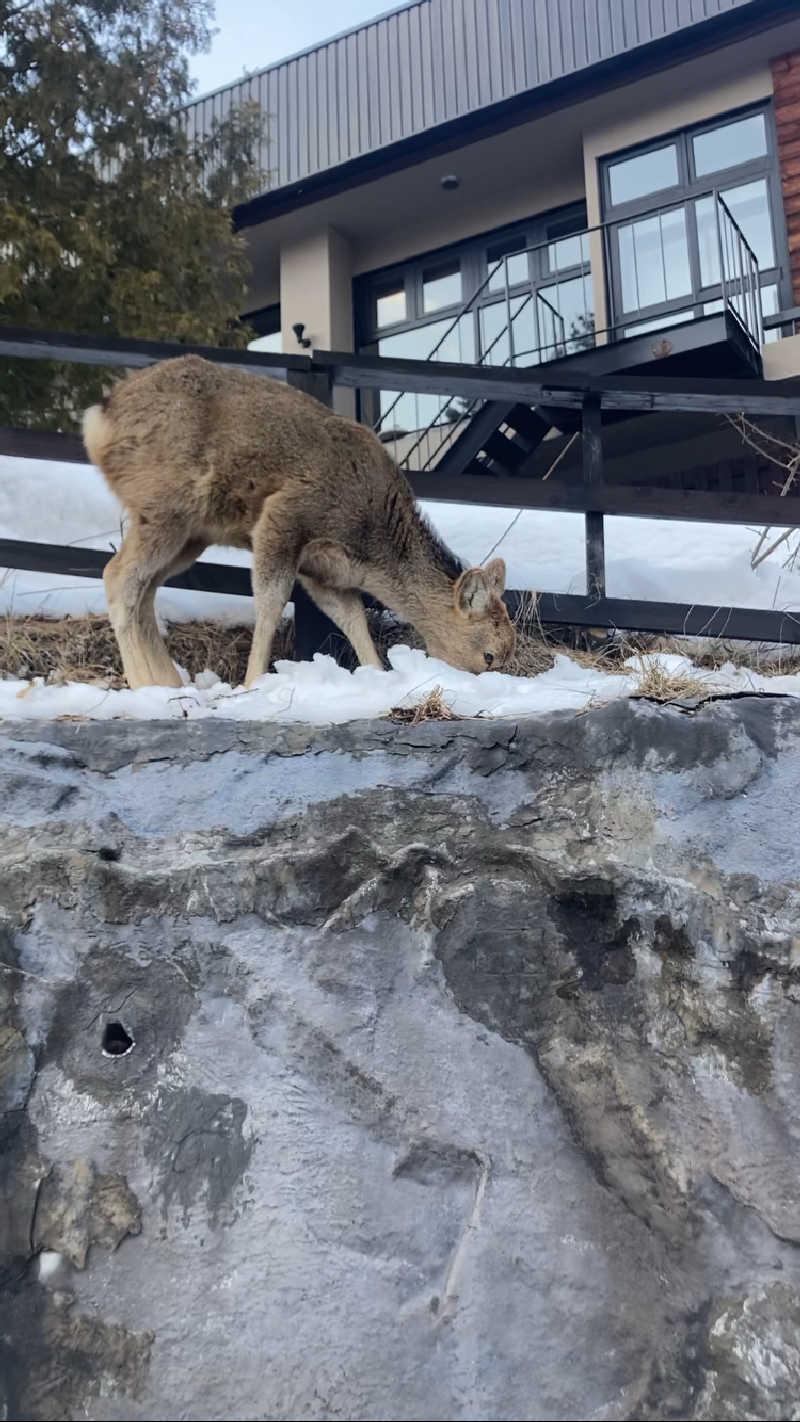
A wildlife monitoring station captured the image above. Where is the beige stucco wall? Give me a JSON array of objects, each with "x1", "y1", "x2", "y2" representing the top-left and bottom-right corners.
[
  {"x1": 763, "y1": 331, "x2": 800, "y2": 379},
  {"x1": 279, "y1": 227, "x2": 353, "y2": 351},
  {"x1": 279, "y1": 226, "x2": 355, "y2": 412}
]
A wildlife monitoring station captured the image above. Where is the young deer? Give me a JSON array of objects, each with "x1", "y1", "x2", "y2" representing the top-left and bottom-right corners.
[{"x1": 82, "y1": 355, "x2": 515, "y2": 690}]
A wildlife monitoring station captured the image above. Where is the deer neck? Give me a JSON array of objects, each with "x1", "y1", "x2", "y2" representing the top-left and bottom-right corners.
[{"x1": 359, "y1": 502, "x2": 462, "y2": 640}]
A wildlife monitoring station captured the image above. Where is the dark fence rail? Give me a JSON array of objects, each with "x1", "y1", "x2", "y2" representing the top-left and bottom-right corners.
[{"x1": 3, "y1": 326, "x2": 800, "y2": 651}]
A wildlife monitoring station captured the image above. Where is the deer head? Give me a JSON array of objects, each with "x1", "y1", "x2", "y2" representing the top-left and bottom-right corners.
[{"x1": 424, "y1": 557, "x2": 516, "y2": 674}]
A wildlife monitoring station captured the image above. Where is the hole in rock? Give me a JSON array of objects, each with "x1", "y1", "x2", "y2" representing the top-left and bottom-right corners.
[
  {"x1": 98, "y1": 846, "x2": 121, "y2": 862},
  {"x1": 102, "y1": 1020, "x2": 134, "y2": 1057}
]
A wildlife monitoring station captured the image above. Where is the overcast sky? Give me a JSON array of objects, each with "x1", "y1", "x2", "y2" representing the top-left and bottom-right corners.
[{"x1": 190, "y1": 0, "x2": 392, "y2": 96}]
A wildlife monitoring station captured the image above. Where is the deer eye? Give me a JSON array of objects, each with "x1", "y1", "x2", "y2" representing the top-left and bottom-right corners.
[{"x1": 484, "y1": 652, "x2": 494, "y2": 668}]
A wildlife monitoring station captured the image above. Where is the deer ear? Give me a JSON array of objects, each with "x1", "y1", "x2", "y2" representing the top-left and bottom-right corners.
[
  {"x1": 485, "y1": 557, "x2": 506, "y2": 595},
  {"x1": 455, "y1": 567, "x2": 491, "y2": 615}
]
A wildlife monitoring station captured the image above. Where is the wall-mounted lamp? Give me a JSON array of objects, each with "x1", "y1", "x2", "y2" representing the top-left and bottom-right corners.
[{"x1": 292, "y1": 321, "x2": 312, "y2": 348}]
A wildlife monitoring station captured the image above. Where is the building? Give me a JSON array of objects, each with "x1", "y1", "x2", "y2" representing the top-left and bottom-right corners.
[{"x1": 184, "y1": 0, "x2": 800, "y2": 492}]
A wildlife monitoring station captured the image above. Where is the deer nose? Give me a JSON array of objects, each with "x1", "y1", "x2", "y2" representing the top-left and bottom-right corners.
[{"x1": 484, "y1": 652, "x2": 494, "y2": 668}]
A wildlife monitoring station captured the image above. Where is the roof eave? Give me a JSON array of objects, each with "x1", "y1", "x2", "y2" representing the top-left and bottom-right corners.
[{"x1": 233, "y1": 0, "x2": 798, "y2": 232}]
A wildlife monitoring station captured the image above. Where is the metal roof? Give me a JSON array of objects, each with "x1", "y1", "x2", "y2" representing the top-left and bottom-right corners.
[{"x1": 183, "y1": 0, "x2": 775, "y2": 201}]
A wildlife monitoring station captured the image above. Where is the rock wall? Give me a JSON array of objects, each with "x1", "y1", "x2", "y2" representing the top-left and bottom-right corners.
[{"x1": 2, "y1": 698, "x2": 800, "y2": 1421}]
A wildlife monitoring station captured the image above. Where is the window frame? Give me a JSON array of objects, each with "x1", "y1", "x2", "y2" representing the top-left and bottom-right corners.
[
  {"x1": 243, "y1": 301, "x2": 282, "y2": 352},
  {"x1": 354, "y1": 202, "x2": 590, "y2": 429},
  {"x1": 600, "y1": 102, "x2": 789, "y2": 337}
]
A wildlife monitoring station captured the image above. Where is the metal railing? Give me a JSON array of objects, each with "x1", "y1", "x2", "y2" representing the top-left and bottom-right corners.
[{"x1": 374, "y1": 190, "x2": 764, "y2": 474}]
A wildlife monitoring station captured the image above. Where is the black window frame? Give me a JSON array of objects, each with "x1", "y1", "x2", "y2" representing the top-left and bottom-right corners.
[
  {"x1": 243, "y1": 301, "x2": 282, "y2": 349},
  {"x1": 354, "y1": 201, "x2": 590, "y2": 428},
  {"x1": 600, "y1": 102, "x2": 789, "y2": 338}
]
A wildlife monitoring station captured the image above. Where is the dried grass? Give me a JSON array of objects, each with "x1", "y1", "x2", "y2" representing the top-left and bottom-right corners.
[
  {"x1": 388, "y1": 685, "x2": 464, "y2": 724},
  {"x1": 629, "y1": 657, "x2": 709, "y2": 704},
  {"x1": 3, "y1": 606, "x2": 798, "y2": 699},
  {"x1": 0, "y1": 613, "x2": 294, "y2": 687}
]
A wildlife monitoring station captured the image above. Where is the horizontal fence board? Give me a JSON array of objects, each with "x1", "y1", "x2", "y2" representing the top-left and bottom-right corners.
[
  {"x1": 408, "y1": 474, "x2": 800, "y2": 525},
  {"x1": 0, "y1": 324, "x2": 306, "y2": 375},
  {"x1": 0, "y1": 539, "x2": 252, "y2": 596},
  {"x1": 3, "y1": 539, "x2": 800, "y2": 645},
  {"x1": 525, "y1": 593, "x2": 800, "y2": 645},
  {"x1": 5, "y1": 423, "x2": 797, "y2": 527},
  {"x1": 2, "y1": 326, "x2": 800, "y2": 414},
  {"x1": 0, "y1": 427, "x2": 89, "y2": 463}
]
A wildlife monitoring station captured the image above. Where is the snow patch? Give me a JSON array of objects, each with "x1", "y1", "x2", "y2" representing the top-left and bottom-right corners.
[{"x1": 2, "y1": 645, "x2": 798, "y2": 725}]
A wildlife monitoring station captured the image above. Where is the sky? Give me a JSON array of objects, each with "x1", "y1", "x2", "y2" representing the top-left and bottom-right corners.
[{"x1": 190, "y1": 0, "x2": 393, "y2": 97}]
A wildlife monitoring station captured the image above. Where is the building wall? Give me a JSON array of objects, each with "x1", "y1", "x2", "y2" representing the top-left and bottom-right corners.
[
  {"x1": 186, "y1": 0, "x2": 766, "y2": 196},
  {"x1": 771, "y1": 50, "x2": 800, "y2": 303},
  {"x1": 257, "y1": 31, "x2": 800, "y2": 378}
]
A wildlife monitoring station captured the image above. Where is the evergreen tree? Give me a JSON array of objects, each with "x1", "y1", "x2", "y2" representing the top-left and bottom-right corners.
[{"x1": 0, "y1": 0, "x2": 266, "y2": 428}]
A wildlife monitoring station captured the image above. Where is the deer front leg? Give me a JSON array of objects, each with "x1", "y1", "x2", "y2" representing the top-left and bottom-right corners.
[
  {"x1": 297, "y1": 575, "x2": 384, "y2": 668},
  {"x1": 245, "y1": 498, "x2": 303, "y2": 687}
]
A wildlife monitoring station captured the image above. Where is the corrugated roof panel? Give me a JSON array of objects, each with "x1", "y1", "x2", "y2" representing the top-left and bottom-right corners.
[{"x1": 182, "y1": 0, "x2": 768, "y2": 192}]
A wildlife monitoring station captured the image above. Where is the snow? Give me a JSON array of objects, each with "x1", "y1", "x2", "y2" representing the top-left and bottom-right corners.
[
  {"x1": 0, "y1": 456, "x2": 255, "y2": 624},
  {"x1": 2, "y1": 452, "x2": 800, "y2": 723},
  {"x1": 3, "y1": 643, "x2": 798, "y2": 724}
]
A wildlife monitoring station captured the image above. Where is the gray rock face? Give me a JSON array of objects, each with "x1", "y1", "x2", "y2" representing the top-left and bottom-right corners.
[{"x1": 2, "y1": 697, "x2": 800, "y2": 1421}]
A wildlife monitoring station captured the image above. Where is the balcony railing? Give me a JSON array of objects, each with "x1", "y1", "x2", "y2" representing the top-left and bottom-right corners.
[{"x1": 374, "y1": 191, "x2": 763, "y2": 474}]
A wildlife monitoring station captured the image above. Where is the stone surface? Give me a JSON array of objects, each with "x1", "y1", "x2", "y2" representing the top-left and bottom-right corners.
[{"x1": 2, "y1": 697, "x2": 800, "y2": 1421}]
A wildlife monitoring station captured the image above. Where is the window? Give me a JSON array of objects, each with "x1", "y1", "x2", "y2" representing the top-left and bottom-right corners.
[
  {"x1": 356, "y1": 204, "x2": 592, "y2": 433},
  {"x1": 487, "y1": 237, "x2": 528, "y2": 291},
  {"x1": 618, "y1": 208, "x2": 692, "y2": 312},
  {"x1": 608, "y1": 143, "x2": 679, "y2": 206},
  {"x1": 245, "y1": 302, "x2": 281, "y2": 353},
  {"x1": 692, "y1": 113, "x2": 767, "y2": 177},
  {"x1": 375, "y1": 281, "x2": 406, "y2": 328},
  {"x1": 422, "y1": 261, "x2": 461, "y2": 313},
  {"x1": 602, "y1": 104, "x2": 785, "y2": 343}
]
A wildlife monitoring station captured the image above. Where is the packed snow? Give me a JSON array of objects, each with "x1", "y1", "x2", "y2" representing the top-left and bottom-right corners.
[
  {"x1": 2, "y1": 645, "x2": 797, "y2": 724},
  {"x1": 2, "y1": 453, "x2": 800, "y2": 722}
]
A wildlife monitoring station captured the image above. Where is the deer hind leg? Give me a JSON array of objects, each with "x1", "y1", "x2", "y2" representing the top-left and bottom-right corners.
[
  {"x1": 136, "y1": 537, "x2": 208, "y2": 687},
  {"x1": 245, "y1": 496, "x2": 305, "y2": 687},
  {"x1": 104, "y1": 519, "x2": 200, "y2": 689},
  {"x1": 297, "y1": 574, "x2": 383, "y2": 668}
]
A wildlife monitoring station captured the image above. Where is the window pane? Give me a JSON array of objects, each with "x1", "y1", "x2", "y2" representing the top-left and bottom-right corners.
[
  {"x1": 761, "y1": 283, "x2": 779, "y2": 344},
  {"x1": 693, "y1": 113, "x2": 767, "y2": 177},
  {"x1": 487, "y1": 239, "x2": 528, "y2": 291},
  {"x1": 479, "y1": 295, "x2": 536, "y2": 366},
  {"x1": 378, "y1": 315, "x2": 474, "y2": 430},
  {"x1": 548, "y1": 231, "x2": 590, "y2": 272},
  {"x1": 695, "y1": 196, "x2": 720, "y2": 287},
  {"x1": 697, "y1": 181, "x2": 775, "y2": 288},
  {"x1": 618, "y1": 207, "x2": 691, "y2": 313},
  {"x1": 721, "y1": 179, "x2": 775, "y2": 268},
  {"x1": 247, "y1": 332, "x2": 282, "y2": 353},
  {"x1": 608, "y1": 143, "x2": 679, "y2": 206},
  {"x1": 423, "y1": 261, "x2": 461, "y2": 312},
  {"x1": 538, "y1": 275, "x2": 595, "y2": 356},
  {"x1": 375, "y1": 283, "x2": 406, "y2": 328}
]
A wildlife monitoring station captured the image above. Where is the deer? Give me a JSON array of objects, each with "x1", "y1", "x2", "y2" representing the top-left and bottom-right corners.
[{"x1": 82, "y1": 354, "x2": 516, "y2": 691}]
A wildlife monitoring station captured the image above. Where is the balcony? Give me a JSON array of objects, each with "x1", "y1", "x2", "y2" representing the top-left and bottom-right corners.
[{"x1": 374, "y1": 191, "x2": 766, "y2": 479}]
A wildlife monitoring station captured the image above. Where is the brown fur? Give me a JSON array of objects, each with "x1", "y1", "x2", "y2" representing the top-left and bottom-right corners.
[{"x1": 82, "y1": 355, "x2": 515, "y2": 689}]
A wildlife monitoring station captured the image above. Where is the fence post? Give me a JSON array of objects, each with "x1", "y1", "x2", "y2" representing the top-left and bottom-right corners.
[
  {"x1": 285, "y1": 365, "x2": 354, "y2": 665},
  {"x1": 582, "y1": 393, "x2": 606, "y2": 599}
]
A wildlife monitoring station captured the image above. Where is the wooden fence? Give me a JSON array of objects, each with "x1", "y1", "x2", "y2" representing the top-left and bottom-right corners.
[{"x1": 3, "y1": 324, "x2": 800, "y2": 651}]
